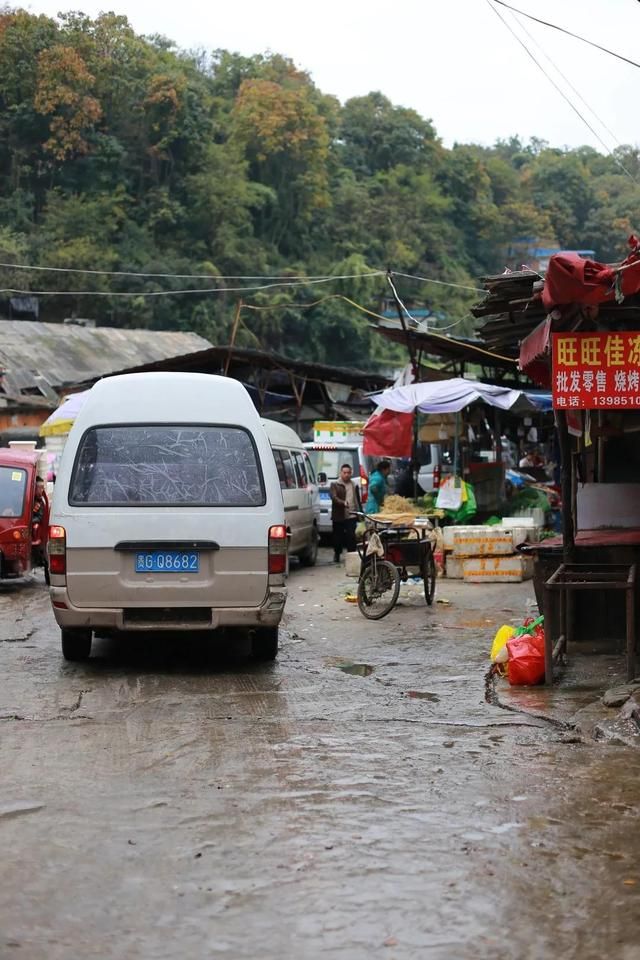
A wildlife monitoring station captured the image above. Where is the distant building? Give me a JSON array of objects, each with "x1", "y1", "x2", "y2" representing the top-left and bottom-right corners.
[
  {"x1": 0, "y1": 319, "x2": 211, "y2": 434},
  {"x1": 505, "y1": 237, "x2": 595, "y2": 275}
]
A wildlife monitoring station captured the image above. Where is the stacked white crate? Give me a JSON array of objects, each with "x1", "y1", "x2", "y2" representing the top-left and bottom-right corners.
[{"x1": 444, "y1": 524, "x2": 534, "y2": 582}]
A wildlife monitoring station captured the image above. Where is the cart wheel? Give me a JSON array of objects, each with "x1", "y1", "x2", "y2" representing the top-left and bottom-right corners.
[
  {"x1": 357, "y1": 559, "x2": 400, "y2": 620},
  {"x1": 422, "y1": 549, "x2": 437, "y2": 606}
]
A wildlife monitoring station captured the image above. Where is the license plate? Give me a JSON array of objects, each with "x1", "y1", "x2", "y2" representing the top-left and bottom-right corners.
[
  {"x1": 135, "y1": 551, "x2": 199, "y2": 573},
  {"x1": 319, "y1": 491, "x2": 331, "y2": 500}
]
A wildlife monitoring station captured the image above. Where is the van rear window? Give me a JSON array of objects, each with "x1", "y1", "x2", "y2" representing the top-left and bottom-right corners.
[{"x1": 70, "y1": 425, "x2": 265, "y2": 507}]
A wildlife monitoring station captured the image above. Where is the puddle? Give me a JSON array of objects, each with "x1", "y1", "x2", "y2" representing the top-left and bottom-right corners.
[
  {"x1": 325, "y1": 657, "x2": 375, "y2": 677},
  {"x1": 407, "y1": 690, "x2": 440, "y2": 702}
]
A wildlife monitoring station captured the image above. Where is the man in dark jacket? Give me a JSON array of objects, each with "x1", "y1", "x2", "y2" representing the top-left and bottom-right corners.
[{"x1": 330, "y1": 463, "x2": 362, "y2": 563}]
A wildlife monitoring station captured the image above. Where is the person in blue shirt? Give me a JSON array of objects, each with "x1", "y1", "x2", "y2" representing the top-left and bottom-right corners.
[{"x1": 365, "y1": 459, "x2": 391, "y2": 514}]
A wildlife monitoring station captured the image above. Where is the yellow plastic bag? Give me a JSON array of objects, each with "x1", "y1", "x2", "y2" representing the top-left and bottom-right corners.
[{"x1": 491, "y1": 624, "x2": 515, "y2": 664}]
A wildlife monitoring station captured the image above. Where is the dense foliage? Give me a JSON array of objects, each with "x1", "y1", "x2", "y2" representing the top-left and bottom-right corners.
[{"x1": 1, "y1": 9, "x2": 639, "y2": 367}]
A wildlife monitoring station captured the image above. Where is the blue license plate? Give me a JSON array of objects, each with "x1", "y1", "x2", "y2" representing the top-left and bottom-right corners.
[
  {"x1": 135, "y1": 551, "x2": 200, "y2": 573},
  {"x1": 319, "y1": 491, "x2": 331, "y2": 500}
]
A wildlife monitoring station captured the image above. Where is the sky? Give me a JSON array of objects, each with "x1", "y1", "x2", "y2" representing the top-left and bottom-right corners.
[{"x1": 25, "y1": 0, "x2": 640, "y2": 152}]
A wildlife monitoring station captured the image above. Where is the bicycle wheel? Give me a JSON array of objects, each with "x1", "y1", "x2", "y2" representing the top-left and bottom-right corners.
[
  {"x1": 422, "y1": 547, "x2": 437, "y2": 606},
  {"x1": 357, "y1": 559, "x2": 401, "y2": 620}
]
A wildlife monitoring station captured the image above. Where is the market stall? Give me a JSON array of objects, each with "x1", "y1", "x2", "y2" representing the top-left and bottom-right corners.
[{"x1": 474, "y1": 239, "x2": 640, "y2": 682}]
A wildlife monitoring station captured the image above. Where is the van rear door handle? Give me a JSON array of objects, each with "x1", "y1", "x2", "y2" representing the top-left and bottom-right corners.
[{"x1": 114, "y1": 540, "x2": 220, "y2": 551}]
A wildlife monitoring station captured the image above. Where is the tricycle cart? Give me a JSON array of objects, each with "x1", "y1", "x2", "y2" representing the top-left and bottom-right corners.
[{"x1": 355, "y1": 513, "x2": 436, "y2": 620}]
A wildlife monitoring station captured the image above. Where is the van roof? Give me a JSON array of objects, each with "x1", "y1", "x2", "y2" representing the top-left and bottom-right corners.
[
  {"x1": 260, "y1": 418, "x2": 303, "y2": 448},
  {"x1": 73, "y1": 372, "x2": 260, "y2": 427}
]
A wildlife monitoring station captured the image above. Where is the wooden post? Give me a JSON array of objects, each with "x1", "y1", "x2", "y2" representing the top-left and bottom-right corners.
[
  {"x1": 556, "y1": 410, "x2": 575, "y2": 563},
  {"x1": 224, "y1": 300, "x2": 243, "y2": 377}
]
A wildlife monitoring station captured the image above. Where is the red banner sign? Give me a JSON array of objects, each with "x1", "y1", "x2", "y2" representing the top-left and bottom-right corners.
[{"x1": 552, "y1": 332, "x2": 640, "y2": 409}]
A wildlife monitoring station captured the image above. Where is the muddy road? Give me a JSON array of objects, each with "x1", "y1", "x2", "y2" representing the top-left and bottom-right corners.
[{"x1": 1, "y1": 553, "x2": 639, "y2": 959}]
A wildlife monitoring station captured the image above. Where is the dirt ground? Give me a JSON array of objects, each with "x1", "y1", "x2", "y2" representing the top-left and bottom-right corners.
[{"x1": 1, "y1": 551, "x2": 640, "y2": 960}]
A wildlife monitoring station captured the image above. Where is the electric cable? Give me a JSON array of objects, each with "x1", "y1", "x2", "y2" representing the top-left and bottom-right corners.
[
  {"x1": 392, "y1": 272, "x2": 485, "y2": 293},
  {"x1": 492, "y1": 0, "x2": 640, "y2": 71},
  {"x1": 485, "y1": 0, "x2": 638, "y2": 185},
  {"x1": 0, "y1": 261, "x2": 386, "y2": 282},
  {"x1": 504, "y1": 4, "x2": 625, "y2": 155},
  {"x1": 0, "y1": 273, "x2": 385, "y2": 298}
]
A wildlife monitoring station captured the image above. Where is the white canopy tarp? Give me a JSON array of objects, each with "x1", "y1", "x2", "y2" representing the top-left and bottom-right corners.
[{"x1": 369, "y1": 378, "x2": 542, "y2": 415}]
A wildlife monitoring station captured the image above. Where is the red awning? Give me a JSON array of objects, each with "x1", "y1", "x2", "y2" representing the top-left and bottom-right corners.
[{"x1": 519, "y1": 316, "x2": 551, "y2": 369}]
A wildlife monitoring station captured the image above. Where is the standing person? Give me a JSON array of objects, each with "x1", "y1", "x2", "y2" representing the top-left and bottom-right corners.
[
  {"x1": 365, "y1": 459, "x2": 391, "y2": 515},
  {"x1": 32, "y1": 477, "x2": 47, "y2": 525},
  {"x1": 330, "y1": 463, "x2": 361, "y2": 563}
]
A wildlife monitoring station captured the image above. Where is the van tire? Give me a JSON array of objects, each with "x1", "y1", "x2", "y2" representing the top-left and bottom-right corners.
[
  {"x1": 251, "y1": 627, "x2": 279, "y2": 661},
  {"x1": 299, "y1": 527, "x2": 319, "y2": 567},
  {"x1": 61, "y1": 628, "x2": 92, "y2": 661}
]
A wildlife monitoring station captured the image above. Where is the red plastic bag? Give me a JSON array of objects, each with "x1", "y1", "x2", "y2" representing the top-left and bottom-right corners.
[{"x1": 506, "y1": 629, "x2": 545, "y2": 686}]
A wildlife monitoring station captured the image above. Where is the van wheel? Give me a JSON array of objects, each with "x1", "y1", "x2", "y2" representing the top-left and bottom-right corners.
[
  {"x1": 299, "y1": 528, "x2": 319, "y2": 567},
  {"x1": 251, "y1": 627, "x2": 279, "y2": 661},
  {"x1": 61, "y1": 628, "x2": 92, "y2": 661}
]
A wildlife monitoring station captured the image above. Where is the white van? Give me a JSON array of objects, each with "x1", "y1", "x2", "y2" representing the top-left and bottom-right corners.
[
  {"x1": 261, "y1": 419, "x2": 319, "y2": 566},
  {"x1": 48, "y1": 373, "x2": 287, "y2": 662}
]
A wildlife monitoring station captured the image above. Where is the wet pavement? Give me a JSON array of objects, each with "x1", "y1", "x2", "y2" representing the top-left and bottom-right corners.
[{"x1": 1, "y1": 552, "x2": 640, "y2": 959}]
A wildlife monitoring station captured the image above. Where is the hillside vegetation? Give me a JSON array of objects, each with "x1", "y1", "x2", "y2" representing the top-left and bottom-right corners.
[{"x1": 1, "y1": 8, "x2": 639, "y2": 366}]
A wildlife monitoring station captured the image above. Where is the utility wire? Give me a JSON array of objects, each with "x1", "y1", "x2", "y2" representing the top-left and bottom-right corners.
[
  {"x1": 0, "y1": 273, "x2": 385, "y2": 298},
  {"x1": 504, "y1": 4, "x2": 623, "y2": 154},
  {"x1": 392, "y1": 271, "x2": 485, "y2": 293},
  {"x1": 0, "y1": 262, "x2": 385, "y2": 282},
  {"x1": 240, "y1": 293, "x2": 515, "y2": 363},
  {"x1": 0, "y1": 267, "x2": 486, "y2": 297},
  {"x1": 492, "y1": 0, "x2": 640, "y2": 71},
  {"x1": 485, "y1": 0, "x2": 639, "y2": 185},
  {"x1": 387, "y1": 272, "x2": 420, "y2": 327}
]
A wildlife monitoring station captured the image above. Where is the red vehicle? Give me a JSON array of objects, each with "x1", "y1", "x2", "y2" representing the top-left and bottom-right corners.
[{"x1": 0, "y1": 448, "x2": 50, "y2": 581}]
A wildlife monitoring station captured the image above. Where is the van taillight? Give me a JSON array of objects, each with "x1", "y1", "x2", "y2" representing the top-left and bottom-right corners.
[
  {"x1": 268, "y1": 524, "x2": 288, "y2": 575},
  {"x1": 48, "y1": 525, "x2": 66, "y2": 576},
  {"x1": 433, "y1": 465, "x2": 441, "y2": 491},
  {"x1": 360, "y1": 466, "x2": 368, "y2": 504}
]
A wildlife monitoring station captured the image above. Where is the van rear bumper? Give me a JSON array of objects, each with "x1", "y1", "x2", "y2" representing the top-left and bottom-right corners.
[{"x1": 49, "y1": 586, "x2": 287, "y2": 631}]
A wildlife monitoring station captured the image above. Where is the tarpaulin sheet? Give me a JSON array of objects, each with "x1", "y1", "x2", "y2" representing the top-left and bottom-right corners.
[
  {"x1": 542, "y1": 251, "x2": 640, "y2": 311},
  {"x1": 368, "y1": 378, "x2": 548, "y2": 415},
  {"x1": 362, "y1": 409, "x2": 413, "y2": 458}
]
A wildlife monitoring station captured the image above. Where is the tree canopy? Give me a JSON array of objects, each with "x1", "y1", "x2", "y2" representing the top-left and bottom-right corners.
[{"x1": 1, "y1": 8, "x2": 639, "y2": 368}]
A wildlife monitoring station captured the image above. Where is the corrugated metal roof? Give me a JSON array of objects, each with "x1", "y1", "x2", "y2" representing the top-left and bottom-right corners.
[{"x1": 0, "y1": 321, "x2": 211, "y2": 400}]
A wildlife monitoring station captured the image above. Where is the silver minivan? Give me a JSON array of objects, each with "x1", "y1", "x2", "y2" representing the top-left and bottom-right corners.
[
  {"x1": 48, "y1": 373, "x2": 287, "y2": 662},
  {"x1": 261, "y1": 419, "x2": 319, "y2": 566}
]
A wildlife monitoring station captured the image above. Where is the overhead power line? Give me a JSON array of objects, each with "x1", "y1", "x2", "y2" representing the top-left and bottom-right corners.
[
  {"x1": 393, "y1": 271, "x2": 485, "y2": 293},
  {"x1": 0, "y1": 267, "x2": 485, "y2": 297},
  {"x1": 504, "y1": 4, "x2": 624, "y2": 154},
  {"x1": 0, "y1": 273, "x2": 386, "y2": 298},
  {"x1": 0, "y1": 262, "x2": 385, "y2": 281},
  {"x1": 485, "y1": 0, "x2": 638, "y2": 185},
  {"x1": 492, "y1": 0, "x2": 640, "y2": 71}
]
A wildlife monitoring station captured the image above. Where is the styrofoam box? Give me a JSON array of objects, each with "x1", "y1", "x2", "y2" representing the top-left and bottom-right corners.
[
  {"x1": 500, "y1": 518, "x2": 541, "y2": 543},
  {"x1": 453, "y1": 527, "x2": 514, "y2": 558},
  {"x1": 443, "y1": 526, "x2": 457, "y2": 552},
  {"x1": 345, "y1": 552, "x2": 360, "y2": 577},
  {"x1": 500, "y1": 516, "x2": 536, "y2": 527},
  {"x1": 445, "y1": 556, "x2": 464, "y2": 579},
  {"x1": 462, "y1": 555, "x2": 534, "y2": 583}
]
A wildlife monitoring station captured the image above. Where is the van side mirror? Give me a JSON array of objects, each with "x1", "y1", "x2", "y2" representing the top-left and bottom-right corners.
[{"x1": 317, "y1": 472, "x2": 328, "y2": 484}]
